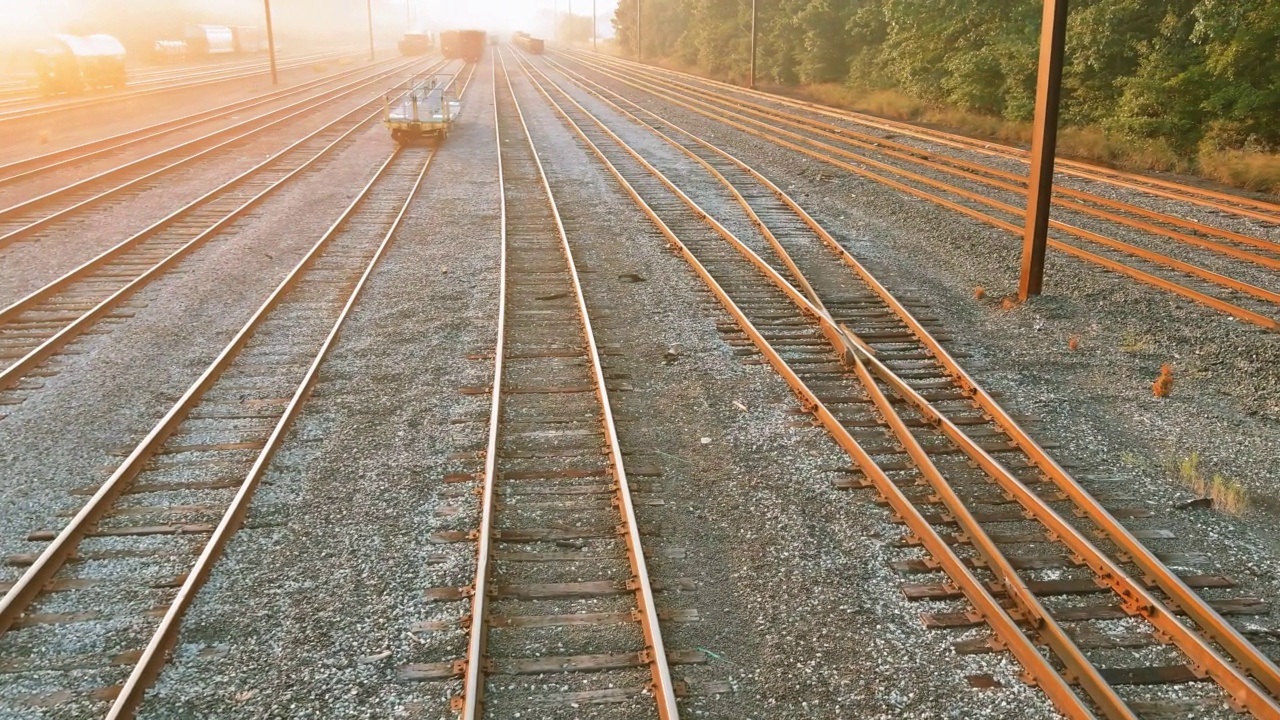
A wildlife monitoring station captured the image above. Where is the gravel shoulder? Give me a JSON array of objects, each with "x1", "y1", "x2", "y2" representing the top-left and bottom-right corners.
[
  {"x1": 537, "y1": 53, "x2": 1280, "y2": 653},
  {"x1": 0, "y1": 126, "x2": 394, "y2": 580},
  {"x1": 135, "y1": 64, "x2": 502, "y2": 720}
]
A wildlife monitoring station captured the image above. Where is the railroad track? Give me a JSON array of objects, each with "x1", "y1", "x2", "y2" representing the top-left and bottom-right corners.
[
  {"x1": 0, "y1": 55, "x2": 429, "y2": 253},
  {"x1": 0, "y1": 49, "x2": 364, "y2": 124},
  {"x1": 555, "y1": 51, "x2": 1280, "y2": 332},
  {"x1": 400, "y1": 53, "x2": 686, "y2": 718},
  {"x1": 0, "y1": 114, "x2": 444, "y2": 720},
  {"x1": 0, "y1": 56, "x2": 416, "y2": 188},
  {"x1": 509, "y1": 48, "x2": 1280, "y2": 718},
  {"x1": 0, "y1": 59, "x2": 458, "y2": 411},
  {"x1": 566, "y1": 50, "x2": 1280, "y2": 227}
]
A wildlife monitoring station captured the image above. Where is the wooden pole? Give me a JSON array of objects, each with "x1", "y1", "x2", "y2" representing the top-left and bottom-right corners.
[
  {"x1": 263, "y1": 0, "x2": 278, "y2": 85},
  {"x1": 1019, "y1": 0, "x2": 1069, "y2": 299},
  {"x1": 367, "y1": 0, "x2": 375, "y2": 61},
  {"x1": 636, "y1": 0, "x2": 642, "y2": 62},
  {"x1": 749, "y1": 0, "x2": 757, "y2": 88}
]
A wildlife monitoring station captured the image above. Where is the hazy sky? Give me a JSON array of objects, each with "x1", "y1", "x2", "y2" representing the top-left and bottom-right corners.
[{"x1": 0, "y1": 0, "x2": 621, "y2": 45}]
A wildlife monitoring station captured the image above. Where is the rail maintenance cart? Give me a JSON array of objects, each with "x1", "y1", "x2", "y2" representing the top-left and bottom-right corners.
[{"x1": 384, "y1": 73, "x2": 462, "y2": 146}]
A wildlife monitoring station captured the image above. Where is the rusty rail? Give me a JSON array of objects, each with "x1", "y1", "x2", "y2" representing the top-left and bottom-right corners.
[
  {"x1": 557, "y1": 52, "x2": 1279, "y2": 330},
  {"x1": 512, "y1": 48, "x2": 1280, "y2": 718},
  {"x1": 568, "y1": 50, "x2": 1280, "y2": 225}
]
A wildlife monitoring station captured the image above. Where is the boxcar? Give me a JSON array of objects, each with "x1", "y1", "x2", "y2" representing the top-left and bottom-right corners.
[
  {"x1": 33, "y1": 34, "x2": 127, "y2": 95},
  {"x1": 514, "y1": 34, "x2": 545, "y2": 55},
  {"x1": 399, "y1": 32, "x2": 433, "y2": 56},
  {"x1": 440, "y1": 30, "x2": 486, "y2": 63},
  {"x1": 185, "y1": 25, "x2": 236, "y2": 55}
]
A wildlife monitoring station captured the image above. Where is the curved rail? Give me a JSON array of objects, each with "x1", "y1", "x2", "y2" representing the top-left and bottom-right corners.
[
  {"x1": 513, "y1": 48, "x2": 1280, "y2": 718},
  {"x1": 569, "y1": 50, "x2": 1280, "y2": 224},
  {"x1": 554, "y1": 52, "x2": 1279, "y2": 331}
]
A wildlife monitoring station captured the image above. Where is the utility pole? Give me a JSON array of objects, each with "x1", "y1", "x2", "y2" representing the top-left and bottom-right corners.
[
  {"x1": 1019, "y1": 0, "x2": 1068, "y2": 299},
  {"x1": 636, "y1": 0, "x2": 642, "y2": 62},
  {"x1": 366, "y1": 0, "x2": 375, "y2": 61},
  {"x1": 263, "y1": 0, "x2": 278, "y2": 85},
  {"x1": 593, "y1": 0, "x2": 597, "y2": 51},
  {"x1": 568, "y1": 0, "x2": 572, "y2": 45},
  {"x1": 748, "y1": 0, "x2": 757, "y2": 88}
]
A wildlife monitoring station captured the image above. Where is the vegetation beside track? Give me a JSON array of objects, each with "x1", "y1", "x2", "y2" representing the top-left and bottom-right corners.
[{"x1": 609, "y1": 0, "x2": 1280, "y2": 196}]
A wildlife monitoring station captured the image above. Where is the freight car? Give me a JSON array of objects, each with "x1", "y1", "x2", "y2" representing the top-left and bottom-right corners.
[
  {"x1": 32, "y1": 34, "x2": 127, "y2": 95},
  {"x1": 440, "y1": 30, "x2": 486, "y2": 63},
  {"x1": 398, "y1": 32, "x2": 433, "y2": 56},
  {"x1": 185, "y1": 25, "x2": 236, "y2": 55},
  {"x1": 513, "y1": 33, "x2": 544, "y2": 54}
]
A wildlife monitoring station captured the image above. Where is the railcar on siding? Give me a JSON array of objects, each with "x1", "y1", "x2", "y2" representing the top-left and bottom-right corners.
[
  {"x1": 440, "y1": 30, "x2": 486, "y2": 63},
  {"x1": 399, "y1": 32, "x2": 433, "y2": 56},
  {"x1": 32, "y1": 34, "x2": 127, "y2": 95}
]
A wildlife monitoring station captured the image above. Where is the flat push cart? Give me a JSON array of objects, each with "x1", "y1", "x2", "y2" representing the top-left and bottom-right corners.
[{"x1": 384, "y1": 73, "x2": 462, "y2": 146}]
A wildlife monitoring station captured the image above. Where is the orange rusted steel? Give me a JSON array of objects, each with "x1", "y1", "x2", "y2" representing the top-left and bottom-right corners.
[
  {"x1": 586, "y1": 68, "x2": 1280, "y2": 270},
  {"x1": 528, "y1": 54, "x2": 1280, "y2": 716},
  {"x1": 516, "y1": 55, "x2": 1101, "y2": 719},
  {"x1": 574, "y1": 50, "x2": 1280, "y2": 225},
  {"x1": 559, "y1": 56, "x2": 1280, "y2": 330},
  {"x1": 1020, "y1": 0, "x2": 1070, "y2": 298}
]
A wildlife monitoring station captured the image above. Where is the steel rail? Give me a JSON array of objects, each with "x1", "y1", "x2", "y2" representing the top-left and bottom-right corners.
[
  {"x1": 531, "y1": 52, "x2": 1280, "y2": 714},
  {"x1": 0, "y1": 53, "x2": 471, "y2": 644},
  {"x1": 558, "y1": 57, "x2": 1280, "y2": 303},
  {"x1": 582, "y1": 67, "x2": 1280, "y2": 266},
  {"x1": 0, "y1": 56, "x2": 422, "y2": 186},
  {"x1": 101, "y1": 139, "x2": 439, "y2": 720},
  {"x1": 0, "y1": 50, "x2": 369, "y2": 124},
  {"x1": 510, "y1": 50, "x2": 1100, "y2": 719},
  {"x1": 520, "y1": 50, "x2": 1140, "y2": 717},
  {"x1": 456, "y1": 48, "x2": 679, "y2": 719},
  {"x1": 0, "y1": 62, "x2": 449, "y2": 394},
  {"x1": 0, "y1": 59, "x2": 429, "y2": 251},
  {"x1": 551, "y1": 54, "x2": 1280, "y2": 330},
  {"x1": 568, "y1": 50, "x2": 1280, "y2": 224},
  {"x1": 0, "y1": 145, "x2": 404, "y2": 637}
]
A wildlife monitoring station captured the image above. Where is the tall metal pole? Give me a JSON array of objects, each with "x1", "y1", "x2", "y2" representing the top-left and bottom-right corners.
[
  {"x1": 366, "y1": 0, "x2": 375, "y2": 61},
  {"x1": 1018, "y1": 0, "x2": 1069, "y2": 299},
  {"x1": 748, "y1": 0, "x2": 757, "y2": 88},
  {"x1": 636, "y1": 0, "x2": 642, "y2": 62},
  {"x1": 263, "y1": 0, "x2": 278, "y2": 85}
]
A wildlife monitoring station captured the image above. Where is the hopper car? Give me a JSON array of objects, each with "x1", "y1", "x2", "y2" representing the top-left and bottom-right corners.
[
  {"x1": 32, "y1": 34, "x2": 127, "y2": 94},
  {"x1": 440, "y1": 30, "x2": 486, "y2": 63}
]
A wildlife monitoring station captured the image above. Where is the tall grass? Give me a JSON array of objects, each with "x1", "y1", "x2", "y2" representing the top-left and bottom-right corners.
[{"x1": 784, "y1": 85, "x2": 1277, "y2": 197}]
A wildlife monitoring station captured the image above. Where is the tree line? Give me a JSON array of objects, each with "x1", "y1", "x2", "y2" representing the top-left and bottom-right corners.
[{"x1": 611, "y1": 0, "x2": 1279, "y2": 166}]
